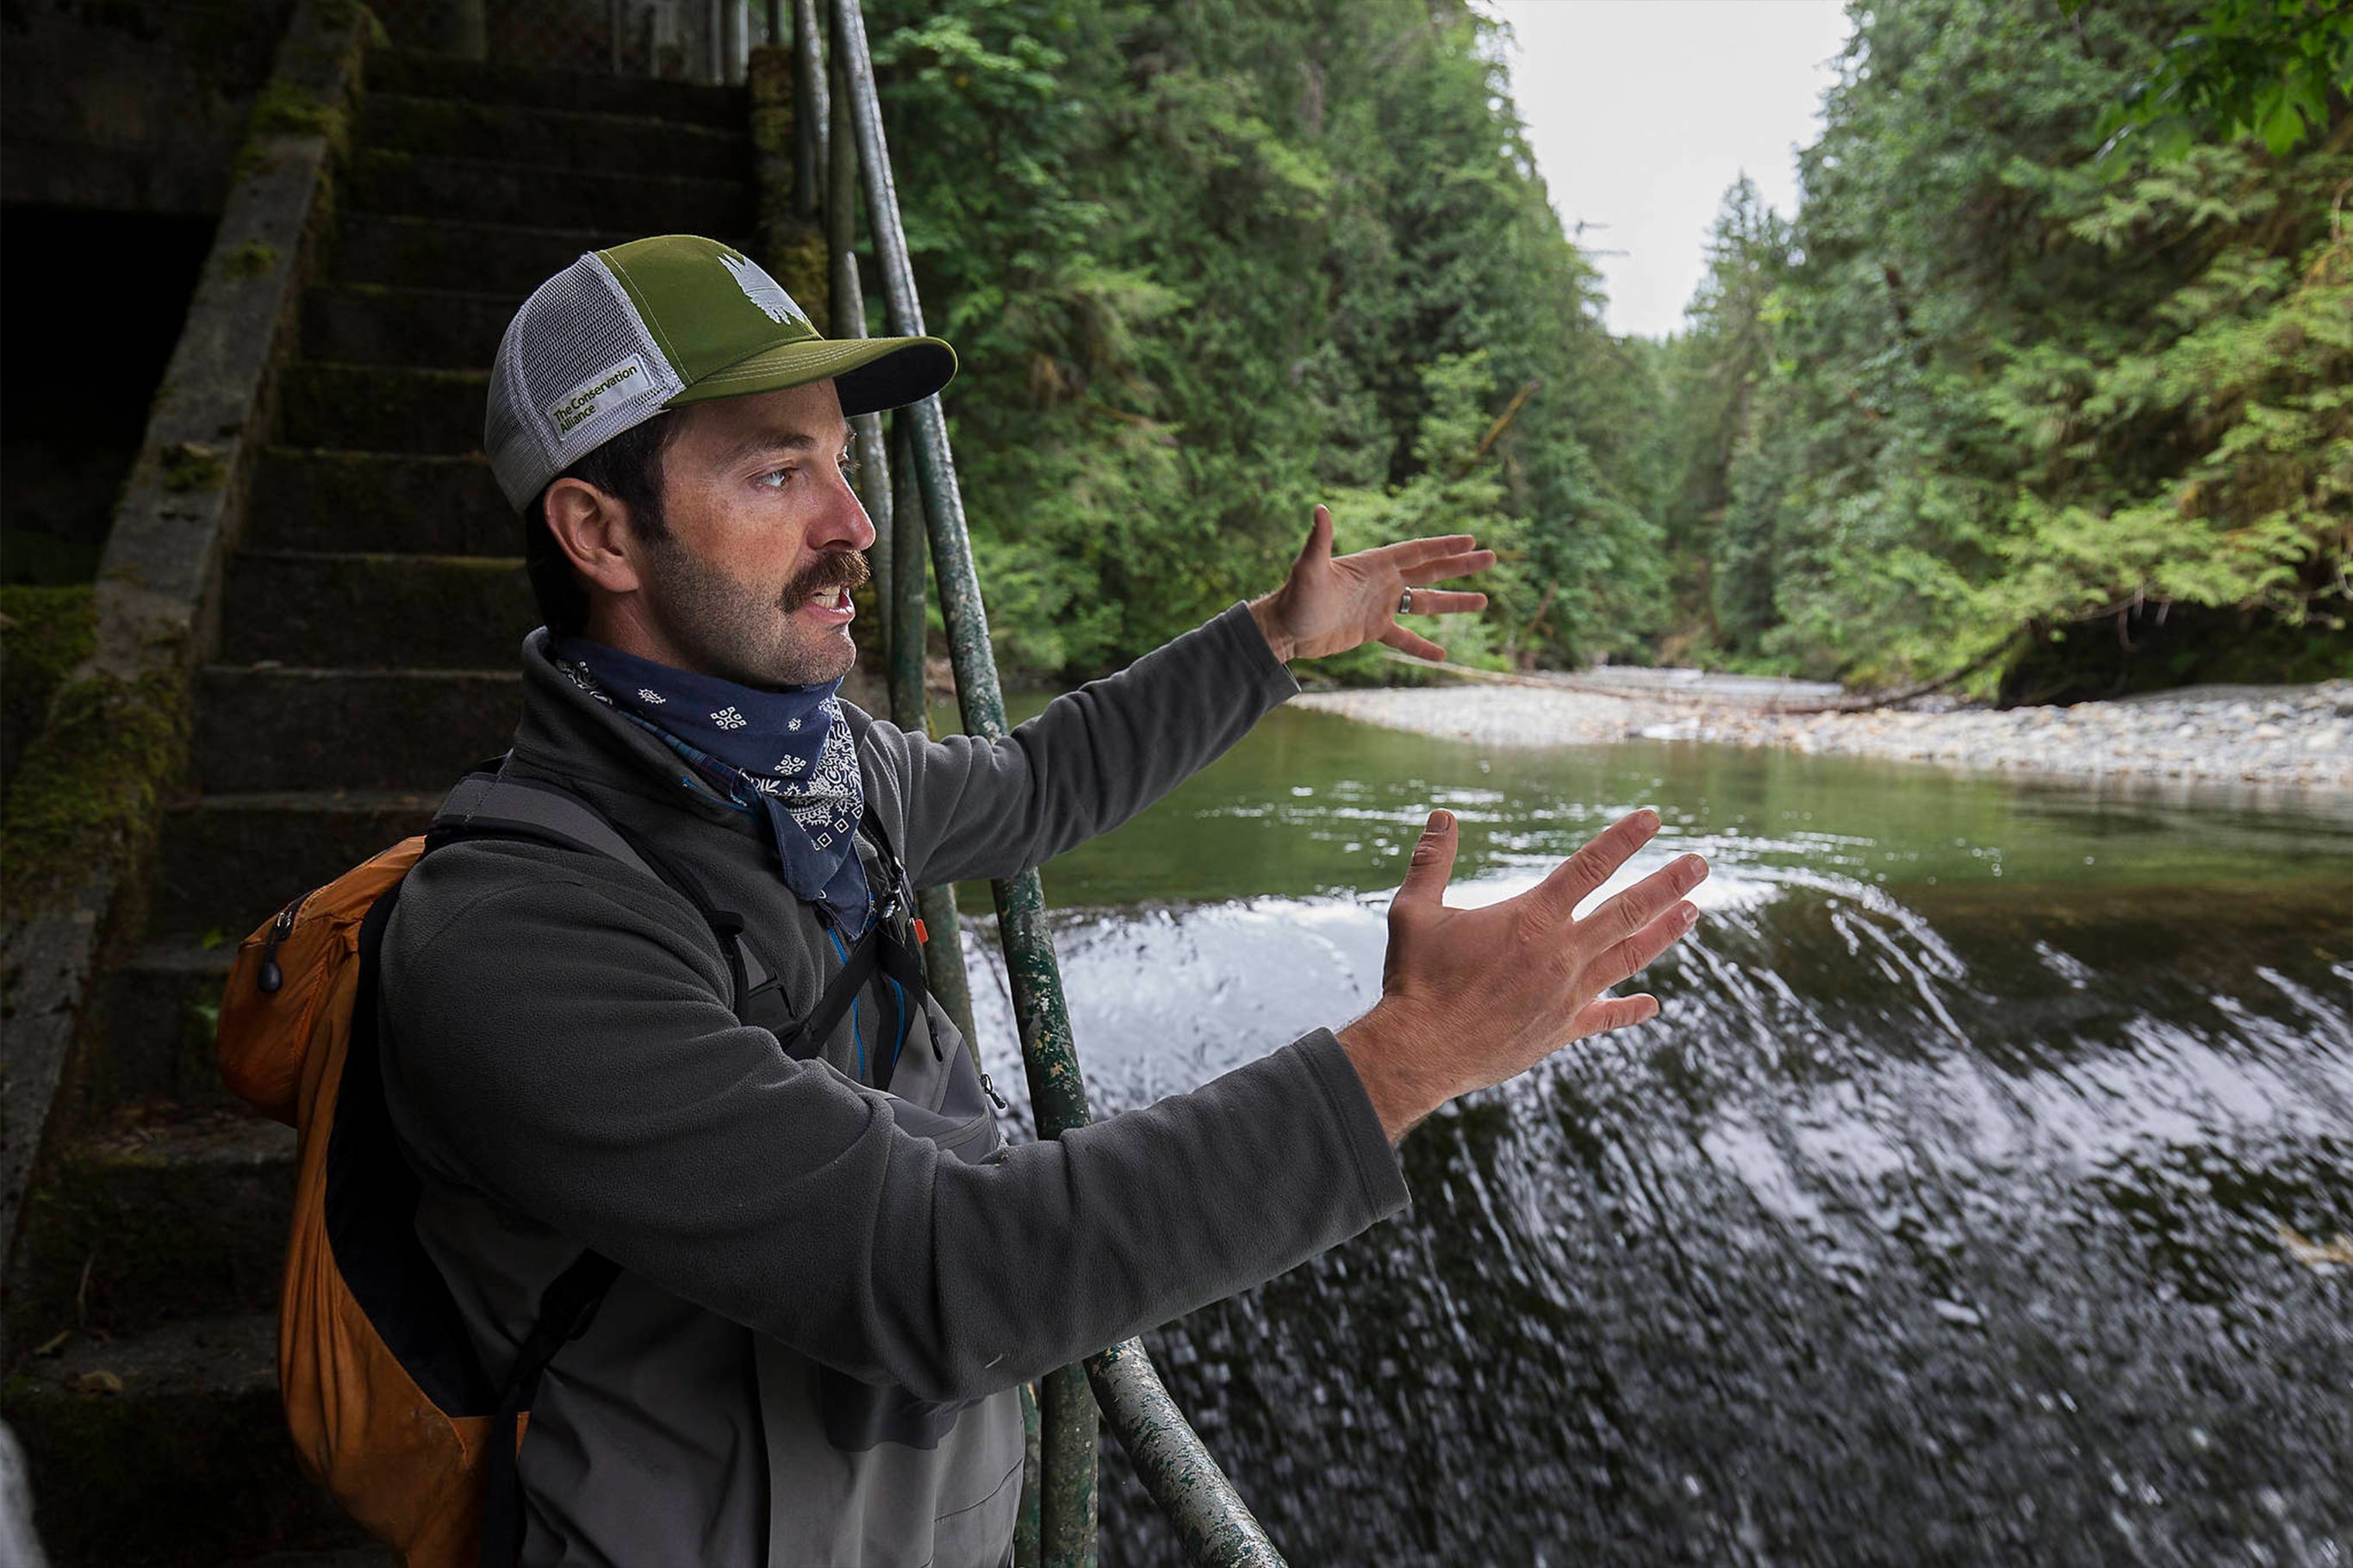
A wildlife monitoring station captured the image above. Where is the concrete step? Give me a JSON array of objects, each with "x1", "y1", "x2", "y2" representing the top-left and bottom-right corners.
[
  {"x1": 248, "y1": 449, "x2": 510, "y2": 555},
  {"x1": 150, "y1": 790, "x2": 439, "y2": 940},
  {"x1": 2, "y1": 1312, "x2": 367, "y2": 1565},
  {"x1": 332, "y1": 213, "x2": 644, "y2": 295},
  {"x1": 347, "y1": 149, "x2": 750, "y2": 236},
  {"x1": 366, "y1": 46, "x2": 743, "y2": 127},
  {"x1": 220, "y1": 551, "x2": 530, "y2": 669},
  {"x1": 359, "y1": 90, "x2": 748, "y2": 181},
  {"x1": 301, "y1": 283, "x2": 517, "y2": 370},
  {"x1": 196, "y1": 665, "x2": 522, "y2": 793},
  {"x1": 7, "y1": 1108, "x2": 293, "y2": 1342},
  {"x1": 90, "y1": 939, "x2": 237, "y2": 1112},
  {"x1": 277, "y1": 362, "x2": 486, "y2": 454}
]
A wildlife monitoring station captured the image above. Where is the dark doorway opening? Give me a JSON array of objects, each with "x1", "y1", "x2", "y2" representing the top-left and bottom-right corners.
[{"x1": 3, "y1": 204, "x2": 218, "y2": 585}]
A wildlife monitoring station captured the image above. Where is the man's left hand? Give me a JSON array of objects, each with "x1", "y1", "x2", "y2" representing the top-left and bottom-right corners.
[{"x1": 1249, "y1": 504, "x2": 1497, "y2": 663}]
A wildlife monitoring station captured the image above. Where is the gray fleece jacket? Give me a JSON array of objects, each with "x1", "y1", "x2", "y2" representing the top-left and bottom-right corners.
[{"x1": 377, "y1": 602, "x2": 1411, "y2": 1566}]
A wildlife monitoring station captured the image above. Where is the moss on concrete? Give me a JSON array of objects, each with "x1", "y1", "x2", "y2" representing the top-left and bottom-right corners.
[
  {"x1": 228, "y1": 0, "x2": 378, "y2": 186},
  {"x1": 0, "y1": 586, "x2": 97, "y2": 804},
  {"x1": 159, "y1": 441, "x2": 229, "y2": 493},
  {"x1": 0, "y1": 665, "x2": 191, "y2": 916},
  {"x1": 220, "y1": 239, "x2": 280, "y2": 280},
  {"x1": 769, "y1": 221, "x2": 831, "y2": 337},
  {"x1": 0, "y1": 588, "x2": 98, "y2": 725},
  {"x1": 247, "y1": 77, "x2": 341, "y2": 142},
  {"x1": 332, "y1": 0, "x2": 390, "y2": 51}
]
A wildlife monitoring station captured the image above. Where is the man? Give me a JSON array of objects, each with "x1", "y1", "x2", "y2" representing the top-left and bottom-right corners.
[{"x1": 380, "y1": 234, "x2": 1707, "y2": 1565}]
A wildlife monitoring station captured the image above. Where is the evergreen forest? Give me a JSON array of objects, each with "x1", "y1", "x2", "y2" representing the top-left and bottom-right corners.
[{"x1": 861, "y1": 0, "x2": 2351, "y2": 700}]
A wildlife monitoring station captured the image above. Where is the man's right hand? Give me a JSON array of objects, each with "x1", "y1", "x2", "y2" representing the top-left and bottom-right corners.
[{"x1": 1337, "y1": 807, "x2": 1708, "y2": 1143}]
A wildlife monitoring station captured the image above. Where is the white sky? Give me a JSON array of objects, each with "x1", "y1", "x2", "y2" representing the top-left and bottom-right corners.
[{"x1": 1483, "y1": 0, "x2": 1853, "y2": 339}]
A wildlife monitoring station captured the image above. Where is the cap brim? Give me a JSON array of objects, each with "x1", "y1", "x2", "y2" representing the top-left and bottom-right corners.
[{"x1": 663, "y1": 333, "x2": 956, "y2": 416}]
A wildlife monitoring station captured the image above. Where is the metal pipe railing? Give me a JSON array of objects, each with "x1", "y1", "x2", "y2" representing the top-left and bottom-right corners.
[
  {"x1": 881, "y1": 417, "x2": 987, "y2": 1057},
  {"x1": 791, "y1": 0, "x2": 825, "y2": 221},
  {"x1": 824, "y1": 15, "x2": 887, "y2": 629},
  {"x1": 819, "y1": 3, "x2": 1289, "y2": 1565}
]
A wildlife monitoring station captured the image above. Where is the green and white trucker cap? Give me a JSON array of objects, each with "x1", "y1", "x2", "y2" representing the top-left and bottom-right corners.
[{"x1": 485, "y1": 233, "x2": 956, "y2": 512}]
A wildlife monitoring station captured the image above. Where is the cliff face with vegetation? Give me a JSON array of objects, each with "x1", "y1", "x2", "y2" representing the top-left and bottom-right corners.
[{"x1": 867, "y1": 0, "x2": 2350, "y2": 699}]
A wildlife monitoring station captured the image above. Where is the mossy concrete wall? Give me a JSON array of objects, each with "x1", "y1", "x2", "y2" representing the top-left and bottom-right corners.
[
  {"x1": 0, "y1": 586, "x2": 96, "y2": 798},
  {"x1": 0, "y1": 0, "x2": 379, "y2": 1357}
]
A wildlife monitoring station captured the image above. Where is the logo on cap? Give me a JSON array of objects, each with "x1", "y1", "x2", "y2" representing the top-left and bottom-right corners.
[
  {"x1": 719, "y1": 252, "x2": 806, "y2": 327},
  {"x1": 549, "y1": 355, "x2": 650, "y2": 438}
]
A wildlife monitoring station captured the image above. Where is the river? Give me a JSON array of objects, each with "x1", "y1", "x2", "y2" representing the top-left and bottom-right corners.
[{"x1": 950, "y1": 703, "x2": 2352, "y2": 1566}]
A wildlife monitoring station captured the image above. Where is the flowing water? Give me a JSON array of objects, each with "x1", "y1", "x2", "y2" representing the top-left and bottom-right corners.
[{"x1": 952, "y1": 704, "x2": 2352, "y2": 1567}]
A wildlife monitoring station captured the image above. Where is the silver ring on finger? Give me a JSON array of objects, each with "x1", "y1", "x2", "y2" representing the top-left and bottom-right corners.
[{"x1": 1397, "y1": 588, "x2": 1415, "y2": 616}]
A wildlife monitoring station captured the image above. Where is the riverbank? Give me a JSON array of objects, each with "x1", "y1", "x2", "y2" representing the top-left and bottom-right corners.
[{"x1": 1292, "y1": 676, "x2": 2353, "y2": 789}]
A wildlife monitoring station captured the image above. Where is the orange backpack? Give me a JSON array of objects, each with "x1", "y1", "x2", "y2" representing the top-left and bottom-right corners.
[{"x1": 215, "y1": 762, "x2": 765, "y2": 1566}]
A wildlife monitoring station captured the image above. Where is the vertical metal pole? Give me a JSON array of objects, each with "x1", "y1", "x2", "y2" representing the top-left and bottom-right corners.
[
  {"x1": 888, "y1": 417, "x2": 983, "y2": 1061},
  {"x1": 448, "y1": 0, "x2": 487, "y2": 59},
  {"x1": 793, "y1": 0, "x2": 826, "y2": 223},
  {"x1": 831, "y1": 3, "x2": 1287, "y2": 1565},
  {"x1": 1037, "y1": 1365, "x2": 1099, "y2": 1565},
  {"x1": 829, "y1": 8, "x2": 1098, "y2": 1563},
  {"x1": 825, "y1": 11, "x2": 887, "y2": 619},
  {"x1": 766, "y1": 0, "x2": 783, "y2": 47},
  {"x1": 728, "y1": 0, "x2": 750, "y2": 85},
  {"x1": 1017, "y1": 1381, "x2": 1044, "y2": 1568}
]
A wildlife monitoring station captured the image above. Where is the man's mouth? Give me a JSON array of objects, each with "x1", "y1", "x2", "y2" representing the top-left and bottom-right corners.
[{"x1": 796, "y1": 583, "x2": 856, "y2": 625}]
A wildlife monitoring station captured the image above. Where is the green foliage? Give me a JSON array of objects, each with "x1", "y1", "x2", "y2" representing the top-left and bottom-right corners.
[
  {"x1": 2064, "y1": 0, "x2": 2353, "y2": 159},
  {"x1": 1320, "y1": 352, "x2": 1525, "y2": 681},
  {"x1": 1651, "y1": 0, "x2": 2352, "y2": 695},
  {"x1": 0, "y1": 665, "x2": 191, "y2": 913},
  {"x1": 859, "y1": 0, "x2": 2344, "y2": 696},
  {"x1": 1650, "y1": 176, "x2": 1791, "y2": 660},
  {"x1": 864, "y1": 0, "x2": 1659, "y2": 680},
  {"x1": 0, "y1": 584, "x2": 97, "y2": 803}
]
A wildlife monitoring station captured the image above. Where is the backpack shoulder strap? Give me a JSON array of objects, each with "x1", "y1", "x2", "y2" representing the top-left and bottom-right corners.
[
  {"x1": 432, "y1": 772, "x2": 653, "y2": 876},
  {"x1": 476, "y1": 1248, "x2": 621, "y2": 1568},
  {"x1": 425, "y1": 760, "x2": 775, "y2": 999},
  {"x1": 377, "y1": 768, "x2": 656, "y2": 1565}
]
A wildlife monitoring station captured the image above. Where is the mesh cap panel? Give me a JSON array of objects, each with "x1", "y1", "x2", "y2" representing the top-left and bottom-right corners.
[{"x1": 486, "y1": 254, "x2": 682, "y2": 512}]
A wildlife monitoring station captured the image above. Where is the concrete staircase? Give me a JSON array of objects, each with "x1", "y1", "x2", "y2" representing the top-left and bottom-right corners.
[{"x1": 3, "y1": 47, "x2": 751, "y2": 1566}]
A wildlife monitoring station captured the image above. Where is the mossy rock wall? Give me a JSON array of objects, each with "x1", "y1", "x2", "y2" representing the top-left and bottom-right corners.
[{"x1": 0, "y1": 585, "x2": 96, "y2": 803}]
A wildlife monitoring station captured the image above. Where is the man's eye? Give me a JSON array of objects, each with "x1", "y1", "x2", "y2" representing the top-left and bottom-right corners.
[
  {"x1": 757, "y1": 468, "x2": 792, "y2": 488},
  {"x1": 837, "y1": 455, "x2": 859, "y2": 482}
]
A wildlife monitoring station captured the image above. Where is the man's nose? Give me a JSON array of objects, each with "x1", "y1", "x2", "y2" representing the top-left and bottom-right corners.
[{"x1": 816, "y1": 464, "x2": 877, "y2": 553}]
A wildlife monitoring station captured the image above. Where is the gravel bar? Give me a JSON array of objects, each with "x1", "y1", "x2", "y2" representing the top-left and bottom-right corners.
[{"x1": 1293, "y1": 677, "x2": 2353, "y2": 789}]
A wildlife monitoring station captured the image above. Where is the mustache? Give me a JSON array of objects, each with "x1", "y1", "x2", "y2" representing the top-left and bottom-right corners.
[{"x1": 783, "y1": 550, "x2": 870, "y2": 603}]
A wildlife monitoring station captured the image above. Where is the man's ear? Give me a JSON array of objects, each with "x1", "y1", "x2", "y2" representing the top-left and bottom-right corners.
[{"x1": 542, "y1": 476, "x2": 644, "y2": 598}]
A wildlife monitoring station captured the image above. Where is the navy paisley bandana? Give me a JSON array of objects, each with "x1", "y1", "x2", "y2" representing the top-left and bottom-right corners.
[{"x1": 549, "y1": 634, "x2": 871, "y2": 930}]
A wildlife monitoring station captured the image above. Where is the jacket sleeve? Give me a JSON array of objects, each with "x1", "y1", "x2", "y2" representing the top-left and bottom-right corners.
[
  {"x1": 380, "y1": 862, "x2": 1409, "y2": 1404},
  {"x1": 866, "y1": 601, "x2": 1298, "y2": 889}
]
